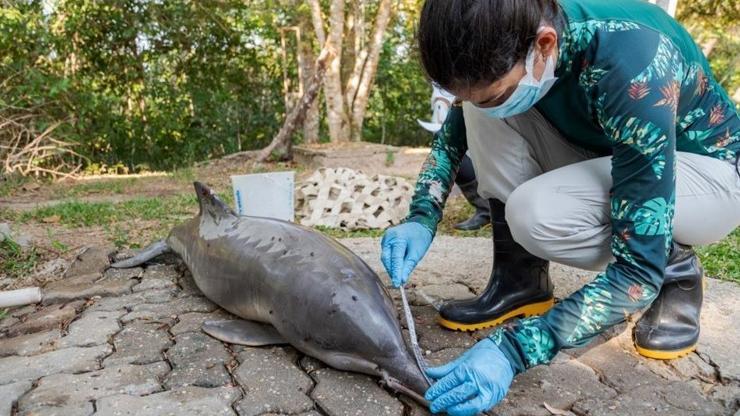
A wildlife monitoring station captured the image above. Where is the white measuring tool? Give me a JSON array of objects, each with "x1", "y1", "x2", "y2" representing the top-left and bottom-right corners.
[
  {"x1": 398, "y1": 285, "x2": 498, "y2": 416},
  {"x1": 399, "y1": 285, "x2": 432, "y2": 386}
]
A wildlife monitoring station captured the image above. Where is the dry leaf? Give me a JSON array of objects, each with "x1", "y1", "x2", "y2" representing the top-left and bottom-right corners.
[
  {"x1": 42, "y1": 215, "x2": 61, "y2": 223},
  {"x1": 543, "y1": 402, "x2": 575, "y2": 416}
]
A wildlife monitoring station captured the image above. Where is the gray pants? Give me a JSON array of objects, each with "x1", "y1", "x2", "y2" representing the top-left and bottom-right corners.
[{"x1": 462, "y1": 102, "x2": 740, "y2": 271}]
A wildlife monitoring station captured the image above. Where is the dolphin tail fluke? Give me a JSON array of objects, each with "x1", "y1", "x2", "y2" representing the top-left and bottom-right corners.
[
  {"x1": 110, "y1": 240, "x2": 170, "y2": 268},
  {"x1": 193, "y1": 181, "x2": 236, "y2": 219}
]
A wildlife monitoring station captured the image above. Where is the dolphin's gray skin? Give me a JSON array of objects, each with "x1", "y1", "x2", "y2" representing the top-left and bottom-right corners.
[{"x1": 112, "y1": 182, "x2": 429, "y2": 399}]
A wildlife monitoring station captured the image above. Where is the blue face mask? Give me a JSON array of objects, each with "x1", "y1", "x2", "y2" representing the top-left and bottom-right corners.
[{"x1": 478, "y1": 48, "x2": 558, "y2": 119}]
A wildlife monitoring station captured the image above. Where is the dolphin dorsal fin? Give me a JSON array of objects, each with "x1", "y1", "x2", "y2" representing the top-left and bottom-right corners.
[{"x1": 194, "y1": 181, "x2": 237, "y2": 220}]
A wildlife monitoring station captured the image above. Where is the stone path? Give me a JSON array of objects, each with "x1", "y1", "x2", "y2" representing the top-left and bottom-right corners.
[{"x1": 1, "y1": 237, "x2": 738, "y2": 416}]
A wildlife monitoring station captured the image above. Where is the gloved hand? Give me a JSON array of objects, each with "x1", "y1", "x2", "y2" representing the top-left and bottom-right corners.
[
  {"x1": 380, "y1": 222, "x2": 433, "y2": 287},
  {"x1": 425, "y1": 338, "x2": 514, "y2": 416}
]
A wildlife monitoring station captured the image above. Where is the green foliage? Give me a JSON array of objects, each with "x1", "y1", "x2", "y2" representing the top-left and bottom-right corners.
[
  {"x1": 384, "y1": 148, "x2": 396, "y2": 166},
  {"x1": 364, "y1": 0, "x2": 431, "y2": 147},
  {"x1": 677, "y1": 0, "x2": 740, "y2": 97},
  {"x1": 1, "y1": 0, "x2": 288, "y2": 171},
  {"x1": 0, "y1": 0, "x2": 735, "y2": 173},
  {"x1": 0, "y1": 237, "x2": 39, "y2": 279}
]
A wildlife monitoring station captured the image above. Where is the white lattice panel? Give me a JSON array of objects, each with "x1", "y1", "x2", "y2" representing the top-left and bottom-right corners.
[{"x1": 295, "y1": 167, "x2": 414, "y2": 230}]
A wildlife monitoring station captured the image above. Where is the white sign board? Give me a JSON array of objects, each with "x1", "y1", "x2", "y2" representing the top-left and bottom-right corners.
[{"x1": 231, "y1": 171, "x2": 295, "y2": 221}]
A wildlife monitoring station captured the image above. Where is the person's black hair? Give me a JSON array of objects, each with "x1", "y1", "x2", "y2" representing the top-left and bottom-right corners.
[{"x1": 418, "y1": 0, "x2": 560, "y2": 92}]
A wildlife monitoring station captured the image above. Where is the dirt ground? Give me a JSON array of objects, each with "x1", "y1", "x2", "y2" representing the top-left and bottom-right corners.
[
  {"x1": 0, "y1": 143, "x2": 432, "y2": 291},
  {"x1": 1, "y1": 142, "x2": 429, "y2": 210}
]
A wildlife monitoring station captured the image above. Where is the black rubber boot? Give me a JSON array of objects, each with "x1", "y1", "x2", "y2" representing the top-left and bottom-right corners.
[
  {"x1": 453, "y1": 154, "x2": 490, "y2": 231},
  {"x1": 634, "y1": 243, "x2": 703, "y2": 360},
  {"x1": 453, "y1": 179, "x2": 491, "y2": 231},
  {"x1": 438, "y1": 199, "x2": 555, "y2": 331}
]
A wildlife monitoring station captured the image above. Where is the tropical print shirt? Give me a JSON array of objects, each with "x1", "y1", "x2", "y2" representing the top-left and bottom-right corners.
[{"x1": 406, "y1": 0, "x2": 739, "y2": 375}]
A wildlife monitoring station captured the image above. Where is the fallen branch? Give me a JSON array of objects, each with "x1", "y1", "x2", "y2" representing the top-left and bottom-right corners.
[
  {"x1": 256, "y1": 44, "x2": 334, "y2": 163},
  {"x1": 0, "y1": 111, "x2": 83, "y2": 179}
]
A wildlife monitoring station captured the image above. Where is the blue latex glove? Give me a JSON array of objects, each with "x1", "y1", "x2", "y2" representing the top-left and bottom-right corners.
[
  {"x1": 380, "y1": 222, "x2": 433, "y2": 287},
  {"x1": 424, "y1": 338, "x2": 514, "y2": 416}
]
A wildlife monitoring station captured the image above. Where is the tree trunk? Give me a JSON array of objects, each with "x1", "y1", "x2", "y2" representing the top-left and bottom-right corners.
[
  {"x1": 307, "y1": 0, "x2": 393, "y2": 143},
  {"x1": 308, "y1": 0, "x2": 326, "y2": 45},
  {"x1": 298, "y1": 14, "x2": 320, "y2": 144},
  {"x1": 349, "y1": 0, "x2": 392, "y2": 141},
  {"x1": 344, "y1": 0, "x2": 368, "y2": 112},
  {"x1": 323, "y1": 0, "x2": 351, "y2": 142},
  {"x1": 257, "y1": 46, "x2": 334, "y2": 162}
]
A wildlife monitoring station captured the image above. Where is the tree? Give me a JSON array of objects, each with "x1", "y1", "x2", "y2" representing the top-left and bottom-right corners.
[
  {"x1": 677, "y1": 0, "x2": 740, "y2": 101},
  {"x1": 307, "y1": 0, "x2": 393, "y2": 142},
  {"x1": 257, "y1": 45, "x2": 334, "y2": 161}
]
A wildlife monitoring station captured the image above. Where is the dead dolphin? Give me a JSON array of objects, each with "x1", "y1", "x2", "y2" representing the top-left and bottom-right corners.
[{"x1": 112, "y1": 182, "x2": 429, "y2": 400}]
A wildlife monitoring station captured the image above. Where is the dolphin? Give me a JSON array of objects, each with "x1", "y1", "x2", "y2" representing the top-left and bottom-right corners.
[{"x1": 112, "y1": 182, "x2": 430, "y2": 401}]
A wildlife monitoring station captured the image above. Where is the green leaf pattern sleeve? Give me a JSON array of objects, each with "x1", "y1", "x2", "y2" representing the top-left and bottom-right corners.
[
  {"x1": 490, "y1": 30, "x2": 683, "y2": 374},
  {"x1": 405, "y1": 105, "x2": 468, "y2": 235}
]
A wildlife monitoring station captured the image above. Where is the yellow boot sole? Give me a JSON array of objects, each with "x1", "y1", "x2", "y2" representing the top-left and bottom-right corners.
[
  {"x1": 634, "y1": 274, "x2": 703, "y2": 361},
  {"x1": 437, "y1": 298, "x2": 555, "y2": 332},
  {"x1": 634, "y1": 344, "x2": 696, "y2": 360}
]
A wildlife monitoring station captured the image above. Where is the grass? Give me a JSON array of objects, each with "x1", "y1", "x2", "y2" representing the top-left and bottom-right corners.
[
  {"x1": 9, "y1": 190, "x2": 237, "y2": 249},
  {"x1": 62, "y1": 178, "x2": 138, "y2": 197},
  {"x1": 385, "y1": 148, "x2": 396, "y2": 167},
  {"x1": 14, "y1": 191, "x2": 234, "y2": 228},
  {"x1": 437, "y1": 197, "x2": 491, "y2": 238},
  {"x1": 0, "y1": 208, "x2": 17, "y2": 223},
  {"x1": 0, "y1": 237, "x2": 39, "y2": 279},
  {"x1": 697, "y1": 228, "x2": 739, "y2": 282},
  {"x1": 169, "y1": 167, "x2": 196, "y2": 183},
  {"x1": 0, "y1": 174, "x2": 135, "y2": 199},
  {"x1": 106, "y1": 224, "x2": 139, "y2": 249},
  {"x1": 47, "y1": 228, "x2": 69, "y2": 252},
  {"x1": 19, "y1": 197, "x2": 190, "y2": 227},
  {"x1": 0, "y1": 309, "x2": 7, "y2": 321},
  {"x1": 315, "y1": 226, "x2": 385, "y2": 239}
]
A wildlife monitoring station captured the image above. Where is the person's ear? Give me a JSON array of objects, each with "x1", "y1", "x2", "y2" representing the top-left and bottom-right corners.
[{"x1": 535, "y1": 27, "x2": 558, "y2": 60}]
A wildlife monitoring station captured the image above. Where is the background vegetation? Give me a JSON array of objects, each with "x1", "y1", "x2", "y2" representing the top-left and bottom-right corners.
[
  {"x1": 1, "y1": 0, "x2": 737, "y2": 174},
  {"x1": 0, "y1": 1, "x2": 737, "y2": 284}
]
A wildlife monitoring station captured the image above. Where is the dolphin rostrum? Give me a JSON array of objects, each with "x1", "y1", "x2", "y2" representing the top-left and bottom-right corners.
[{"x1": 112, "y1": 182, "x2": 430, "y2": 401}]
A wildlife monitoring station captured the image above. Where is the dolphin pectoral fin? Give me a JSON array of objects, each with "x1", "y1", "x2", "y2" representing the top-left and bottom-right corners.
[
  {"x1": 111, "y1": 240, "x2": 170, "y2": 268},
  {"x1": 202, "y1": 319, "x2": 287, "y2": 346}
]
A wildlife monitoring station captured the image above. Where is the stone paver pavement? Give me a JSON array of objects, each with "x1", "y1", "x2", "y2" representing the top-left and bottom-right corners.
[{"x1": 0, "y1": 238, "x2": 737, "y2": 415}]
